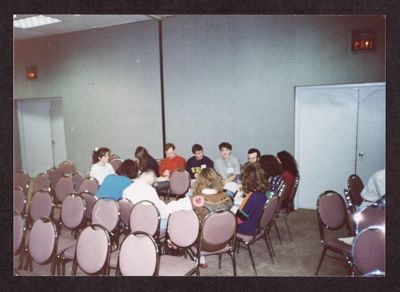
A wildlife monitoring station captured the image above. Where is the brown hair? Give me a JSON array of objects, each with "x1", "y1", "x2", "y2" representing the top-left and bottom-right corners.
[
  {"x1": 92, "y1": 147, "x2": 110, "y2": 164},
  {"x1": 116, "y1": 159, "x2": 138, "y2": 179},
  {"x1": 164, "y1": 143, "x2": 175, "y2": 152},
  {"x1": 192, "y1": 168, "x2": 224, "y2": 195},
  {"x1": 240, "y1": 162, "x2": 269, "y2": 193}
]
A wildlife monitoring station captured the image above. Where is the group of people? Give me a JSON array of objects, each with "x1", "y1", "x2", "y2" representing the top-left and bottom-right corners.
[{"x1": 88, "y1": 142, "x2": 299, "y2": 268}]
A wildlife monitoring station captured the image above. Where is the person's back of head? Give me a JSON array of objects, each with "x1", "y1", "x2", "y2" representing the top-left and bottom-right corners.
[
  {"x1": 116, "y1": 159, "x2": 138, "y2": 179},
  {"x1": 135, "y1": 146, "x2": 149, "y2": 160},
  {"x1": 277, "y1": 150, "x2": 299, "y2": 177},
  {"x1": 259, "y1": 155, "x2": 283, "y2": 178},
  {"x1": 240, "y1": 162, "x2": 269, "y2": 193},
  {"x1": 139, "y1": 169, "x2": 157, "y2": 186},
  {"x1": 193, "y1": 168, "x2": 224, "y2": 194}
]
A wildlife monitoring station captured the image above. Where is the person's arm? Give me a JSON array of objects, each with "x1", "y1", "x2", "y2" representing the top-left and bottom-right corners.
[{"x1": 159, "y1": 159, "x2": 169, "y2": 177}]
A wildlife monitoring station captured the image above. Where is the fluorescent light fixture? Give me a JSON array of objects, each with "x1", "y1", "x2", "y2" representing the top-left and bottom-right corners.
[{"x1": 13, "y1": 15, "x2": 62, "y2": 29}]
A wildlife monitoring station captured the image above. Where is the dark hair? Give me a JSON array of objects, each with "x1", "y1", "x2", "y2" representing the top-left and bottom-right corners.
[
  {"x1": 164, "y1": 143, "x2": 175, "y2": 152},
  {"x1": 259, "y1": 155, "x2": 283, "y2": 178},
  {"x1": 135, "y1": 146, "x2": 150, "y2": 169},
  {"x1": 248, "y1": 148, "x2": 261, "y2": 158},
  {"x1": 192, "y1": 144, "x2": 203, "y2": 153},
  {"x1": 116, "y1": 159, "x2": 138, "y2": 179},
  {"x1": 219, "y1": 142, "x2": 232, "y2": 151},
  {"x1": 92, "y1": 147, "x2": 111, "y2": 164},
  {"x1": 277, "y1": 150, "x2": 299, "y2": 177},
  {"x1": 240, "y1": 162, "x2": 269, "y2": 193}
]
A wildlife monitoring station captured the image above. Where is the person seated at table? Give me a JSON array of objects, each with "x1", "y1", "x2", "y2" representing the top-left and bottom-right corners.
[
  {"x1": 190, "y1": 168, "x2": 233, "y2": 268},
  {"x1": 277, "y1": 150, "x2": 299, "y2": 211},
  {"x1": 233, "y1": 162, "x2": 269, "y2": 235},
  {"x1": 359, "y1": 168, "x2": 385, "y2": 210},
  {"x1": 247, "y1": 148, "x2": 261, "y2": 163},
  {"x1": 134, "y1": 146, "x2": 159, "y2": 176},
  {"x1": 122, "y1": 169, "x2": 192, "y2": 232},
  {"x1": 89, "y1": 147, "x2": 115, "y2": 185},
  {"x1": 259, "y1": 154, "x2": 285, "y2": 196},
  {"x1": 159, "y1": 143, "x2": 186, "y2": 178},
  {"x1": 185, "y1": 144, "x2": 214, "y2": 179},
  {"x1": 96, "y1": 159, "x2": 138, "y2": 201},
  {"x1": 214, "y1": 142, "x2": 241, "y2": 185}
]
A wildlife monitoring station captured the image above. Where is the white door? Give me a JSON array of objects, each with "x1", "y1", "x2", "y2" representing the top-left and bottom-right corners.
[
  {"x1": 295, "y1": 85, "x2": 359, "y2": 209},
  {"x1": 356, "y1": 84, "x2": 386, "y2": 182},
  {"x1": 49, "y1": 99, "x2": 67, "y2": 167}
]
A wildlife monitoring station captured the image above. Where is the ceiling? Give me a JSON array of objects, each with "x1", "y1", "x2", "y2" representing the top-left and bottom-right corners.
[{"x1": 13, "y1": 14, "x2": 171, "y2": 41}]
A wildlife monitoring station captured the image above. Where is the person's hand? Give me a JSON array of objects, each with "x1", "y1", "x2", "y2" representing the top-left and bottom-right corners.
[{"x1": 163, "y1": 169, "x2": 170, "y2": 177}]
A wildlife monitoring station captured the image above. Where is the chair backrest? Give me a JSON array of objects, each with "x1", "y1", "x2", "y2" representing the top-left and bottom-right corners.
[
  {"x1": 61, "y1": 193, "x2": 86, "y2": 230},
  {"x1": 72, "y1": 172, "x2": 85, "y2": 192},
  {"x1": 169, "y1": 169, "x2": 191, "y2": 196},
  {"x1": 118, "y1": 231, "x2": 159, "y2": 276},
  {"x1": 55, "y1": 175, "x2": 75, "y2": 203},
  {"x1": 13, "y1": 211, "x2": 25, "y2": 254},
  {"x1": 348, "y1": 174, "x2": 364, "y2": 207},
  {"x1": 355, "y1": 204, "x2": 385, "y2": 234},
  {"x1": 118, "y1": 198, "x2": 134, "y2": 229},
  {"x1": 58, "y1": 160, "x2": 76, "y2": 176},
  {"x1": 79, "y1": 177, "x2": 99, "y2": 194},
  {"x1": 47, "y1": 167, "x2": 63, "y2": 193},
  {"x1": 201, "y1": 209, "x2": 236, "y2": 248},
  {"x1": 28, "y1": 217, "x2": 58, "y2": 265},
  {"x1": 109, "y1": 154, "x2": 120, "y2": 162},
  {"x1": 31, "y1": 172, "x2": 51, "y2": 194},
  {"x1": 167, "y1": 209, "x2": 200, "y2": 248},
  {"x1": 286, "y1": 176, "x2": 300, "y2": 212},
  {"x1": 29, "y1": 190, "x2": 54, "y2": 222},
  {"x1": 259, "y1": 195, "x2": 280, "y2": 230},
  {"x1": 91, "y1": 198, "x2": 120, "y2": 233},
  {"x1": 275, "y1": 182, "x2": 287, "y2": 213},
  {"x1": 14, "y1": 170, "x2": 30, "y2": 192},
  {"x1": 75, "y1": 224, "x2": 111, "y2": 275},
  {"x1": 110, "y1": 158, "x2": 124, "y2": 172},
  {"x1": 14, "y1": 186, "x2": 26, "y2": 214},
  {"x1": 352, "y1": 225, "x2": 385, "y2": 275},
  {"x1": 129, "y1": 200, "x2": 160, "y2": 237},
  {"x1": 80, "y1": 191, "x2": 98, "y2": 220}
]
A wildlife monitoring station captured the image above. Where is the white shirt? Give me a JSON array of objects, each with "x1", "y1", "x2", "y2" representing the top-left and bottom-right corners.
[
  {"x1": 361, "y1": 169, "x2": 385, "y2": 203},
  {"x1": 89, "y1": 163, "x2": 115, "y2": 185}
]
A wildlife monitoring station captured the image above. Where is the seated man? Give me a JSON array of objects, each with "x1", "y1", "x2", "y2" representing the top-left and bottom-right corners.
[
  {"x1": 185, "y1": 144, "x2": 214, "y2": 179},
  {"x1": 159, "y1": 143, "x2": 186, "y2": 178},
  {"x1": 247, "y1": 148, "x2": 261, "y2": 163},
  {"x1": 359, "y1": 168, "x2": 385, "y2": 210},
  {"x1": 214, "y1": 142, "x2": 241, "y2": 184},
  {"x1": 122, "y1": 169, "x2": 192, "y2": 232}
]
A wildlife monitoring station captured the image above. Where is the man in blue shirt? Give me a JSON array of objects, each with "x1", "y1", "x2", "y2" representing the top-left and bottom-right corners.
[{"x1": 185, "y1": 144, "x2": 214, "y2": 179}]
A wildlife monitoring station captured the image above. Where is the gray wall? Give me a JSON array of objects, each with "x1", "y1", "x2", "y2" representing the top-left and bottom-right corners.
[{"x1": 13, "y1": 15, "x2": 385, "y2": 173}]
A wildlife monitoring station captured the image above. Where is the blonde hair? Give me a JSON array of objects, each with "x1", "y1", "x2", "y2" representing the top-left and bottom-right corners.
[{"x1": 192, "y1": 168, "x2": 224, "y2": 195}]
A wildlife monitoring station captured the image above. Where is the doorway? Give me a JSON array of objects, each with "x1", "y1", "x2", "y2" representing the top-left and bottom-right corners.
[
  {"x1": 294, "y1": 83, "x2": 385, "y2": 209},
  {"x1": 16, "y1": 98, "x2": 67, "y2": 177}
]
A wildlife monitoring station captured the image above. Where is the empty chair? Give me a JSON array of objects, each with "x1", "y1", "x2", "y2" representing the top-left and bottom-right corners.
[
  {"x1": 58, "y1": 160, "x2": 76, "y2": 176},
  {"x1": 352, "y1": 225, "x2": 385, "y2": 276},
  {"x1": 31, "y1": 172, "x2": 51, "y2": 194},
  {"x1": 55, "y1": 175, "x2": 75, "y2": 204},
  {"x1": 14, "y1": 170, "x2": 30, "y2": 193},
  {"x1": 194, "y1": 209, "x2": 237, "y2": 275},
  {"x1": 14, "y1": 186, "x2": 27, "y2": 214},
  {"x1": 110, "y1": 158, "x2": 124, "y2": 172},
  {"x1": 47, "y1": 167, "x2": 63, "y2": 195},
  {"x1": 80, "y1": 191, "x2": 98, "y2": 223},
  {"x1": 14, "y1": 211, "x2": 26, "y2": 269},
  {"x1": 354, "y1": 203, "x2": 385, "y2": 234},
  {"x1": 315, "y1": 191, "x2": 353, "y2": 275},
  {"x1": 236, "y1": 194, "x2": 280, "y2": 275},
  {"x1": 117, "y1": 198, "x2": 134, "y2": 233},
  {"x1": 158, "y1": 210, "x2": 200, "y2": 276},
  {"x1": 16, "y1": 217, "x2": 58, "y2": 275},
  {"x1": 117, "y1": 231, "x2": 159, "y2": 276},
  {"x1": 345, "y1": 174, "x2": 364, "y2": 214},
  {"x1": 129, "y1": 200, "x2": 161, "y2": 239},
  {"x1": 28, "y1": 190, "x2": 54, "y2": 226},
  {"x1": 72, "y1": 172, "x2": 84, "y2": 192},
  {"x1": 91, "y1": 198, "x2": 120, "y2": 247},
  {"x1": 79, "y1": 177, "x2": 99, "y2": 195},
  {"x1": 166, "y1": 169, "x2": 191, "y2": 201},
  {"x1": 71, "y1": 224, "x2": 111, "y2": 276}
]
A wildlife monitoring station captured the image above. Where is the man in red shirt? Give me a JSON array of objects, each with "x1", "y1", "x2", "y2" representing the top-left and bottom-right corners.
[{"x1": 159, "y1": 143, "x2": 186, "y2": 178}]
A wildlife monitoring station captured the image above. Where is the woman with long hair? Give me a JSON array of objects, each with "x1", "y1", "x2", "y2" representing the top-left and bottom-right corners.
[
  {"x1": 134, "y1": 146, "x2": 159, "y2": 177},
  {"x1": 89, "y1": 147, "x2": 115, "y2": 185},
  {"x1": 259, "y1": 154, "x2": 285, "y2": 194},
  {"x1": 277, "y1": 150, "x2": 299, "y2": 211}
]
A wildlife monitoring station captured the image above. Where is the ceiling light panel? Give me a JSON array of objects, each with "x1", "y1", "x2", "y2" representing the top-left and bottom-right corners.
[{"x1": 14, "y1": 15, "x2": 62, "y2": 29}]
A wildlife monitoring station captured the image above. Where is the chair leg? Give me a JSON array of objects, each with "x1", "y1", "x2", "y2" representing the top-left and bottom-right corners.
[
  {"x1": 267, "y1": 234, "x2": 275, "y2": 257},
  {"x1": 274, "y1": 221, "x2": 282, "y2": 245},
  {"x1": 230, "y1": 251, "x2": 237, "y2": 276},
  {"x1": 247, "y1": 244, "x2": 257, "y2": 276},
  {"x1": 72, "y1": 258, "x2": 78, "y2": 275},
  {"x1": 264, "y1": 233, "x2": 274, "y2": 264},
  {"x1": 283, "y1": 216, "x2": 293, "y2": 241},
  {"x1": 50, "y1": 259, "x2": 56, "y2": 275},
  {"x1": 315, "y1": 247, "x2": 327, "y2": 275},
  {"x1": 218, "y1": 254, "x2": 222, "y2": 269}
]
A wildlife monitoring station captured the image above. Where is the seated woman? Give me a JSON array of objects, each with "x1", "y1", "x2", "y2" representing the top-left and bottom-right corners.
[
  {"x1": 235, "y1": 162, "x2": 269, "y2": 235},
  {"x1": 134, "y1": 146, "x2": 160, "y2": 177},
  {"x1": 277, "y1": 150, "x2": 299, "y2": 211},
  {"x1": 259, "y1": 154, "x2": 285, "y2": 196},
  {"x1": 96, "y1": 159, "x2": 138, "y2": 201},
  {"x1": 89, "y1": 147, "x2": 115, "y2": 185},
  {"x1": 190, "y1": 168, "x2": 233, "y2": 268}
]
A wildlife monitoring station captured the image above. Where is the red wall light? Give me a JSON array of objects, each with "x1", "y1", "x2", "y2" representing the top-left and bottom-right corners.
[
  {"x1": 25, "y1": 65, "x2": 38, "y2": 80},
  {"x1": 351, "y1": 29, "x2": 375, "y2": 52}
]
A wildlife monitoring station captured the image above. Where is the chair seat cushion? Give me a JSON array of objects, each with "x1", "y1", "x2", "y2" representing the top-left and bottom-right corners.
[
  {"x1": 325, "y1": 238, "x2": 352, "y2": 256},
  {"x1": 158, "y1": 255, "x2": 197, "y2": 276}
]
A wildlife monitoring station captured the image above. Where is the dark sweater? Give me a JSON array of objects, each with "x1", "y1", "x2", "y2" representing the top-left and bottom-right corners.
[
  {"x1": 236, "y1": 191, "x2": 267, "y2": 235},
  {"x1": 142, "y1": 155, "x2": 160, "y2": 177},
  {"x1": 185, "y1": 155, "x2": 214, "y2": 179}
]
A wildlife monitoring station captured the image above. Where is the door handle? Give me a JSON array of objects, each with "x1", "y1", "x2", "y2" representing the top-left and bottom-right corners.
[{"x1": 358, "y1": 152, "x2": 364, "y2": 157}]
